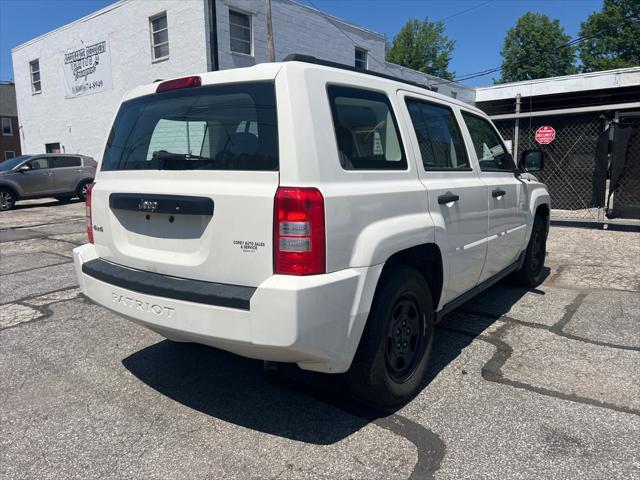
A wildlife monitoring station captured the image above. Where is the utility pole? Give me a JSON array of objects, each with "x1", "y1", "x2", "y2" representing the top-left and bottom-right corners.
[{"x1": 265, "y1": 0, "x2": 275, "y2": 62}]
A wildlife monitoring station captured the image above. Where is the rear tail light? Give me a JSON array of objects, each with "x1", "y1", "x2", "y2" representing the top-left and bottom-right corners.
[
  {"x1": 274, "y1": 187, "x2": 325, "y2": 275},
  {"x1": 156, "y1": 76, "x2": 202, "y2": 93},
  {"x1": 86, "y1": 182, "x2": 95, "y2": 244}
]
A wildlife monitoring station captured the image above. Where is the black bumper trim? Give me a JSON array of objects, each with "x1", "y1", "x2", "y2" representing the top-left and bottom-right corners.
[{"x1": 82, "y1": 258, "x2": 255, "y2": 310}]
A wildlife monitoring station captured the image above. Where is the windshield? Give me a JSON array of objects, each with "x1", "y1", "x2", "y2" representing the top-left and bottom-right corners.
[
  {"x1": 101, "y1": 82, "x2": 278, "y2": 171},
  {"x1": 0, "y1": 156, "x2": 32, "y2": 171}
]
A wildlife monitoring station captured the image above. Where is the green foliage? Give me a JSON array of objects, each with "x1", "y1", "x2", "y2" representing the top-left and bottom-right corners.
[
  {"x1": 386, "y1": 18, "x2": 455, "y2": 80},
  {"x1": 498, "y1": 12, "x2": 578, "y2": 83},
  {"x1": 579, "y1": 0, "x2": 640, "y2": 72}
]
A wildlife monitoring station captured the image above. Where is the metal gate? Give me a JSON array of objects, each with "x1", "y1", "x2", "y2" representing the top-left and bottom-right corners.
[{"x1": 608, "y1": 113, "x2": 640, "y2": 219}]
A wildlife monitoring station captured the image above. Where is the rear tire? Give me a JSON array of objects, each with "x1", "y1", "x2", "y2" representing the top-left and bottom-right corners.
[
  {"x1": 511, "y1": 215, "x2": 547, "y2": 287},
  {"x1": 0, "y1": 188, "x2": 16, "y2": 211},
  {"x1": 345, "y1": 266, "x2": 434, "y2": 407},
  {"x1": 76, "y1": 181, "x2": 91, "y2": 201}
]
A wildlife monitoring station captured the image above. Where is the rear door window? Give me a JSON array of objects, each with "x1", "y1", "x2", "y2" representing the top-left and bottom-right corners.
[
  {"x1": 52, "y1": 157, "x2": 81, "y2": 168},
  {"x1": 102, "y1": 82, "x2": 278, "y2": 171},
  {"x1": 328, "y1": 86, "x2": 406, "y2": 170},
  {"x1": 405, "y1": 98, "x2": 469, "y2": 171}
]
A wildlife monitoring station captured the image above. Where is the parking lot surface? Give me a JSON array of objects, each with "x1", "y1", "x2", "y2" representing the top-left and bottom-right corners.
[{"x1": 1, "y1": 199, "x2": 639, "y2": 480}]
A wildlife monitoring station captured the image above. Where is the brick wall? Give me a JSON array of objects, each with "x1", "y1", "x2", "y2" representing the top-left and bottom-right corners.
[{"x1": 0, "y1": 116, "x2": 21, "y2": 161}]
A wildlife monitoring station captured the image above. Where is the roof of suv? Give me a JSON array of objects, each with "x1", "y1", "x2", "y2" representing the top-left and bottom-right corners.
[{"x1": 123, "y1": 59, "x2": 485, "y2": 116}]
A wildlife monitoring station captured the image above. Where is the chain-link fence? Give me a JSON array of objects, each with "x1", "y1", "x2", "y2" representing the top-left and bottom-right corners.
[{"x1": 496, "y1": 114, "x2": 606, "y2": 220}]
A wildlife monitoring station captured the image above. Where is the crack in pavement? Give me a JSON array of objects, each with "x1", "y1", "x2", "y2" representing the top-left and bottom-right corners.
[
  {"x1": 438, "y1": 321, "x2": 640, "y2": 417},
  {"x1": 0, "y1": 259, "x2": 73, "y2": 276},
  {"x1": 457, "y1": 292, "x2": 640, "y2": 352}
]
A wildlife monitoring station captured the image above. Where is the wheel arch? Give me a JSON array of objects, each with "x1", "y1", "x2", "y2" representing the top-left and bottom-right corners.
[
  {"x1": 379, "y1": 243, "x2": 444, "y2": 311},
  {"x1": 0, "y1": 183, "x2": 20, "y2": 201}
]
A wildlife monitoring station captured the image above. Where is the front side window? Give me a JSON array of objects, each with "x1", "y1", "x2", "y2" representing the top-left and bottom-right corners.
[
  {"x1": 1, "y1": 117, "x2": 12, "y2": 136},
  {"x1": 28, "y1": 158, "x2": 50, "y2": 170},
  {"x1": 52, "y1": 157, "x2": 81, "y2": 168},
  {"x1": 406, "y1": 98, "x2": 469, "y2": 170},
  {"x1": 102, "y1": 82, "x2": 278, "y2": 172},
  {"x1": 150, "y1": 13, "x2": 169, "y2": 61},
  {"x1": 229, "y1": 10, "x2": 252, "y2": 55},
  {"x1": 30, "y1": 59, "x2": 41, "y2": 93},
  {"x1": 328, "y1": 86, "x2": 406, "y2": 170},
  {"x1": 462, "y1": 112, "x2": 515, "y2": 172},
  {"x1": 355, "y1": 48, "x2": 367, "y2": 69}
]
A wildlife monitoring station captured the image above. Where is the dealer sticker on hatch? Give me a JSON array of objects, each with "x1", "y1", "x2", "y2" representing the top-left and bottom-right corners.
[{"x1": 234, "y1": 240, "x2": 266, "y2": 253}]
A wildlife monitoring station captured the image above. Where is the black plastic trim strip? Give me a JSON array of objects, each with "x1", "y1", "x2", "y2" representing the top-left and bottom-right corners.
[
  {"x1": 109, "y1": 193, "x2": 214, "y2": 215},
  {"x1": 82, "y1": 258, "x2": 255, "y2": 310}
]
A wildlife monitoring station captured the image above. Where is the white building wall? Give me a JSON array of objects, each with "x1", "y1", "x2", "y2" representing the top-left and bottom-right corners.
[
  {"x1": 12, "y1": 0, "x2": 209, "y2": 161},
  {"x1": 12, "y1": 0, "x2": 474, "y2": 162}
]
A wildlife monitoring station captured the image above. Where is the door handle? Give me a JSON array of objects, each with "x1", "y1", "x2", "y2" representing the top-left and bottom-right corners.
[
  {"x1": 492, "y1": 189, "x2": 506, "y2": 198},
  {"x1": 438, "y1": 193, "x2": 460, "y2": 204}
]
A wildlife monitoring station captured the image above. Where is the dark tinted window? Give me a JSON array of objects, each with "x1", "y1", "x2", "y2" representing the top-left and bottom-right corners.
[
  {"x1": 406, "y1": 98, "x2": 469, "y2": 170},
  {"x1": 462, "y1": 112, "x2": 515, "y2": 172},
  {"x1": 52, "y1": 157, "x2": 81, "y2": 168},
  {"x1": 102, "y1": 82, "x2": 278, "y2": 171},
  {"x1": 28, "y1": 158, "x2": 50, "y2": 170},
  {"x1": 328, "y1": 86, "x2": 406, "y2": 170}
]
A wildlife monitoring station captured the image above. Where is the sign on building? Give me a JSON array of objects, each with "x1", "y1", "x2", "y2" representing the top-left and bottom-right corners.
[{"x1": 62, "y1": 40, "x2": 112, "y2": 98}]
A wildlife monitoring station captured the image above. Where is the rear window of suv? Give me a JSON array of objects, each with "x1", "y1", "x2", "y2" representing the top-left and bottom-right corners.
[{"x1": 101, "y1": 82, "x2": 278, "y2": 171}]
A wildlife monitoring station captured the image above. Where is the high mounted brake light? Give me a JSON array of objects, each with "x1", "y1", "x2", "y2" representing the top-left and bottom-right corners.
[
  {"x1": 86, "y1": 182, "x2": 95, "y2": 244},
  {"x1": 274, "y1": 187, "x2": 326, "y2": 275},
  {"x1": 156, "y1": 76, "x2": 202, "y2": 93}
]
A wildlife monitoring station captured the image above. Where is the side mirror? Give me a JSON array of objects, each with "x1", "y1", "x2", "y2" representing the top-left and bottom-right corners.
[
  {"x1": 520, "y1": 150, "x2": 544, "y2": 172},
  {"x1": 18, "y1": 165, "x2": 31, "y2": 172}
]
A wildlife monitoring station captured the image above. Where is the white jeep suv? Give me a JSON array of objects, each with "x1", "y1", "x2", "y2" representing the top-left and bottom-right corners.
[{"x1": 74, "y1": 55, "x2": 550, "y2": 406}]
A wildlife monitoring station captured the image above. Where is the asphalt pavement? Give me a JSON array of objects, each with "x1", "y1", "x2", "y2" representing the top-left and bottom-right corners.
[{"x1": 1, "y1": 199, "x2": 639, "y2": 479}]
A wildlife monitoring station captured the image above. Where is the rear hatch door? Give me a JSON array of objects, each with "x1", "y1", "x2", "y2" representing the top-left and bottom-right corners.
[{"x1": 90, "y1": 81, "x2": 279, "y2": 287}]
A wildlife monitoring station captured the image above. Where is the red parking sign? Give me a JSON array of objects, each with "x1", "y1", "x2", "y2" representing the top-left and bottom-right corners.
[{"x1": 535, "y1": 126, "x2": 556, "y2": 145}]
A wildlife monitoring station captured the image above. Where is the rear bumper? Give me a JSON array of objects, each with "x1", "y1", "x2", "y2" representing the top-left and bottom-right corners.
[{"x1": 73, "y1": 244, "x2": 382, "y2": 373}]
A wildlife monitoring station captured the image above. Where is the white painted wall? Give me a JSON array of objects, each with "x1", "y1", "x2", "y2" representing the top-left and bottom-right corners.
[
  {"x1": 12, "y1": 0, "x2": 209, "y2": 160},
  {"x1": 12, "y1": 0, "x2": 474, "y2": 162}
]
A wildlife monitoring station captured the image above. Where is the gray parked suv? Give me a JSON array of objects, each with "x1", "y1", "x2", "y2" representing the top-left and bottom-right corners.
[{"x1": 0, "y1": 154, "x2": 96, "y2": 211}]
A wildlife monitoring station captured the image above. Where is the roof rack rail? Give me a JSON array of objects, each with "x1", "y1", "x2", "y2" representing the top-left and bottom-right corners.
[{"x1": 282, "y1": 54, "x2": 438, "y2": 93}]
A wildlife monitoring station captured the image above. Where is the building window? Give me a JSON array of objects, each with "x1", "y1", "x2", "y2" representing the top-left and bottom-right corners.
[
  {"x1": 1, "y1": 118, "x2": 12, "y2": 136},
  {"x1": 355, "y1": 47, "x2": 367, "y2": 69},
  {"x1": 4, "y1": 151, "x2": 16, "y2": 161},
  {"x1": 45, "y1": 142, "x2": 61, "y2": 153},
  {"x1": 229, "y1": 10, "x2": 252, "y2": 55},
  {"x1": 30, "y1": 59, "x2": 41, "y2": 93},
  {"x1": 150, "y1": 12, "x2": 169, "y2": 61}
]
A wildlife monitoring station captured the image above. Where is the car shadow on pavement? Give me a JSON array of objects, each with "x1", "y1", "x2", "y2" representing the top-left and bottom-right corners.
[{"x1": 122, "y1": 273, "x2": 549, "y2": 445}]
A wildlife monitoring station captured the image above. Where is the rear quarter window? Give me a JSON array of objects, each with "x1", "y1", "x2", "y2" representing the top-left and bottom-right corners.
[
  {"x1": 101, "y1": 82, "x2": 278, "y2": 171},
  {"x1": 328, "y1": 85, "x2": 407, "y2": 170}
]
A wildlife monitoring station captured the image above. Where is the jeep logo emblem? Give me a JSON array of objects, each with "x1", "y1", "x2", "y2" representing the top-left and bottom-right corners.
[{"x1": 138, "y1": 199, "x2": 158, "y2": 212}]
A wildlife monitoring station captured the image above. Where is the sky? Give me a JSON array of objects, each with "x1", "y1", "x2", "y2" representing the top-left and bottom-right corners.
[{"x1": 0, "y1": 0, "x2": 604, "y2": 87}]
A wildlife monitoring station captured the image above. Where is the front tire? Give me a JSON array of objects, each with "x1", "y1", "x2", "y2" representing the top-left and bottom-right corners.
[
  {"x1": 345, "y1": 266, "x2": 434, "y2": 407},
  {"x1": 0, "y1": 188, "x2": 16, "y2": 211},
  {"x1": 511, "y1": 215, "x2": 547, "y2": 287}
]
